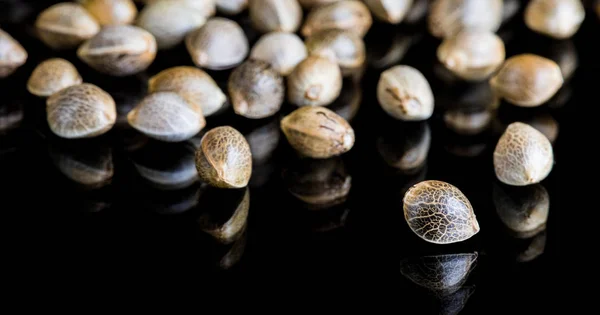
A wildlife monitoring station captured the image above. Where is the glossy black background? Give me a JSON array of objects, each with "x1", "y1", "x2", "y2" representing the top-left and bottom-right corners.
[{"x1": 0, "y1": 0, "x2": 585, "y2": 308}]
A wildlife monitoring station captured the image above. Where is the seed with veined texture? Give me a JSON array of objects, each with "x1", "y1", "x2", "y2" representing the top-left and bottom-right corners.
[
  {"x1": 77, "y1": 25, "x2": 157, "y2": 76},
  {"x1": 525, "y1": 0, "x2": 585, "y2": 39},
  {"x1": 46, "y1": 83, "x2": 117, "y2": 139},
  {"x1": 250, "y1": 32, "x2": 307, "y2": 76},
  {"x1": 281, "y1": 106, "x2": 354, "y2": 159},
  {"x1": 228, "y1": 59, "x2": 284, "y2": 119},
  {"x1": 298, "y1": 0, "x2": 341, "y2": 8},
  {"x1": 35, "y1": 3, "x2": 100, "y2": 50},
  {"x1": 301, "y1": 1, "x2": 373, "y2": 38},
  {"x1": 494, "y1": 122, "x2": 553, "y2": 186},
  {"x1": 79, "y1": 0, "x2": 137, "y2": 25},
  {"x1": 403, "y1": 180, "x2": 480, "y2": 244},
  {"x1": 428, "y1": 0, "x2": 503, "y2": 39},
  {"x1": 364, "y1": 0, "x2": 413, "y2": 24},
  {"x1": 136, "y1": 0, "x2": 206, "y2": 50},
  {"x1": 489, "y1": 54, "x2": 563, "y2": 107},
  {"x1": 249, "y1": 0, "x2": 303, "y2": 33},
  {"x1": 437, "y1": 30, "x2": 505, "y2": 81},
  {"x1": 305, "y1": 29, "x2": 366, "y2": 76},
  {"x1": 27, "y1": 58, "x2": 82, "y2": 97},
  {"x1": 287, "y1": 56, "x2": 342, "y2": 107},
  {"x1": 127, "y1": 92, "x2": 206, "y2": 142},
  {"x1": 216, "y1": 0, "x2": 248, "y2": 15},
  {"x1": 148, "y1": 66, "x2": 226, "y2": 117},
  {"x1": 377, "y1": 65, "x2": 434, "y2": 121},
  {"x1": 493, "y1": 183, "x2": 549, "y2": 239},
  {"x1": 185, "y1": 18, "x2": 249, "y2": 70},
  {"x1": 197, "y1": 187, "x2": 249, "y2": 244},
  {"x1": 0, "y1": 28, "x2": 27, "y2": 78},
  {"x1": 195, "y1": 126, "x2": 253, "y2": 189}
]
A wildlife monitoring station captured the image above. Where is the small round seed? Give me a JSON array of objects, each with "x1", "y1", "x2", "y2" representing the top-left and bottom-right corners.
[
  {"x1": 0, "y1": 28, "x2": 27, "y2": 78},
  {"x1": 287, "y1": 55, "x2": 342, "y2": 107},
  {"x1": 524, "y1": 0, "x2": 585, "y2": 39},
  {"x1": 249, "y1": 0, "x2": 303, "y2": 33},
  {"x1": 428, "y1": 0, "x2": 503, "y2": 39},
  {"x1": 250, "y1": 32, "x2": 307, "y2": 76},
  {"x1": 301, "y1": 0, "x2": 373, "y2": 38},
  {"x1": 377, "y1": 65, "x2": 434, "y2": 121},
  {"x1": 27, "y1": 58, "x2": 82, "y2": 97},
  {"x1": 305, "y1": 29, "x2": 366, "y2": 76},
  {"x1": 35, "y1": 2, "x2": 100, "y2": 50}
]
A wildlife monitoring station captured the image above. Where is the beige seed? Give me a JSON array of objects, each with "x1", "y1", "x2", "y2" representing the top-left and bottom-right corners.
[
  {"x1": 525, "y1": 0, "x2": 585, "y2": 39},
  {"x1": 403, "y1": 180, "x2": 480, "y2": 244},
  {"x1": 250, "y1": 32, "x2": 307, "y2": 76},
  {"x1": 281, "y1": 106, "x2": 354, "y2": 159},
  {"x1": 287, "y1": 55, "x2": 342, "y2": 107},
  {"x1": 489, "y1": 54, "x2": 563, "y2": 107},
  {"x1": 35, "y1": 2, "x2": 100, "y2": 50},
  {"x1": 0, "y1": 28, "x2": 27, "y2": 78},
  {"x1": 301, "y1": 0, "x2": 373, "y2": 38},
  {"x1": 197, "y1": 187, "x2": 249, "y2": 244},
  {"x1": 77, "y1": 25, "x2": 157, "y2": 76},
  {"x1": 364, "y1": 0, "x2": 413, "y2": 24},
  {"x1": 493, "y1": 183, "x2": 549, "y2": 239},
  {"x1": 216, "y1": 0, "x2": 248, "y2": 15},
  {"x1": 249, "y1": 0, "x2": 303, "y2": 33},
  {"x1": 127, "y1": 92, "x2": 206, "y2": 142},
  {"x1": 195, "y1": 126, "x2": 253, "y2": 189},
  {"x1": 27, "y1": 58, "x2": 82, "y2": 97},
  {"x1": 428, "y1": 0, "x2": 503, "y2": 39},
  {"x1": 377, "y1": 65, "x2": 434, "y2": 121},
  {"x1": 228, "y1": 59, "x2": 284, "y2": 119},
  {"x1": 148, "y1": 66, "x2": 226, "y2": 117},
  {"x1": 185, "y1": 18, "x2": 249, "y2": 70},
  {"x1": 79, "y1": 0, "x2": 137, "y2": 26},
  {"x1": 305, "y1": 29, "x2": 366, "y2": 76},
  {"x1": 493, "y1": 122, "x2": 554, "y2": 186},
  {"x1": 46, "y1": 83, "x2": 117, "y2": 139},
  {"x1": 437, "y1": 30, "x2": 505, "y2": 81}
]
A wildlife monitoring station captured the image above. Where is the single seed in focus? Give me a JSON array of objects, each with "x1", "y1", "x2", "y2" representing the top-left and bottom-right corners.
[
  {"x1": 489, "y1": 54, "x2": 563, "y2": 107},
  {"x1": 0, "y1": 28, "x2": 27, "y2": 78},
  {"x1": 280, "y1": 106, "x2": 355, "y2": 159},
  {"x1": 428, "y1": 0, "x2": 503, "y2": 39},
  {"x1": 287, "y1": 55, "x2": 342, "y2": 107},
  {"x1": 250, "y1": 32, "x2": 308, "y2": 76},
  {"x1": 195, "y1": 126, "x2": 253, "y2": 188},
  {"x1": 249, "y1": 0, "x2": 303, "y2": 33},
  {"x1": 493, "y1": 122, "x2": 553, "y2": 186},
  {"x1": 301, "y1": 0, "x2": 373, "y2": 38},
  {"x1": 364, "y1": 0, "x2": 413, "y2": 24},
  {"x1": 46, "y1": 83, "x2": 117, "y2": 139},
  {"x1": 79, "y1": 0, "x2": 137, "y2": 26},
  {"x1": 524, "y1": 0, "x2": 585, "y2": 39},
  {"x1": 305, "y1": 29, "x2": 366, "y2": 76},
  {"x1": 403, "y1": 180, "x2": 480, "y2": 244},
  {"x1": 228, "y1": 59, "x2": 284, "y2": 119},
  {"x1": 35, "y1": 2, "x2": 100, "y2": 50},
  {"x1": 27, "y1": 58, "x2": 82, "y2": 97},
  {"x1": 377, "y1": 65, "x2": 434, "y2": 121}
]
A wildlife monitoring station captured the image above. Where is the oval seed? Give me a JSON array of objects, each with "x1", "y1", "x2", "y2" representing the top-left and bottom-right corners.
[
  {"x1": 364, "y1": 0, "x2": 413, "y2": 24},
  {"x1": 148, "y1": 66, "x2": 226, "y2": 116},
  {"x1": 493, "y1": 122, "x2": 553, "y2": 186},
  {"x1": 493, "y1": 183, "x2": 549, "y2": 239},
  {"x1": 127, "y1": 92, "x2": 206, "y2": 142},
  {"x1": 77, "y1": 25, "x2": 157, "y2": 76},
  {"x1": 250, "y1": 32, "x2": 307, "y2": 76},
  {"x1": 136, "y1": 0, "x2": 206, "y2": 50},
  {"x1": 46, "y1": 83, "x2": 117, "y2": 139},
  {"x1": 197, "y1": 187, "x2": 249, "y2": 244},
  {"x1": 437, "y1": 30, "x2": 505, "y2": 81},
  {"x1": 489, "y1": 54, "x2": 563, "y2": 107},
  {"x1": 185, "y1": 17, "x2": 249, "y2": 70},
  {"x1": 249, "y1": 0, "x2": 303, "y2": 33},
  {"x1": 428, "y1": 0, "x2": 503, "y2": 39},
  {"x1": 195, "y1": 126, "x2": 253, "y2": 189},
  {"x1": 216, "y1": 0, "x2": 248, "y2": 15},
  {"x1": 524, "y1": 0, "x2": 585, "y2": 39},
  {"x1": 377, "y1": 65, "x2": 434, "y2": 121},
  {"x1": 27, "y1": 58, "x2": 82, "y2": 97},
  {"x1": 79, "y1": 0, "x2": 137, "y2": 26},
  {"x1": 305, "y1": 29, "x2": 366, "y2": 76},
  {"x1": 403, "y1": 180, "x2": 480, "y2": 244},
  {"x1": 35, "y1": 3, "x2": 100, "y2": 50},
  {"x1": 228, "y1": 59, "x2": 284, "y2": 119},
  {"x1": 281, "y1": 106, "x2": 354, "y2": 159},
  {"x1": 287, "y1": 55, "x2": 342, "y2": 107},
  {"x1": 301, "y1": 0, "x2": 373, "y2": 38},
  {"x1": 0, "y1": 28, "x2": 27, "y2": 78}
]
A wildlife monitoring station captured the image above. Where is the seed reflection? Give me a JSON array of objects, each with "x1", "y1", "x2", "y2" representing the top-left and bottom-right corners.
[
  {"x1": 197, "y1": 187, "x2": 249, "y2": 244},
  {"x1": 48, "y1": 141, "x2": 113, "y2": 189},
  {"x1": 377, "y1": 122, "x2": 430, "y2": 174}
]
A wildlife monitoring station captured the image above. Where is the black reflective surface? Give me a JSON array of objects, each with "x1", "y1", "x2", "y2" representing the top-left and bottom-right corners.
[{"x1": 0, "y1": 0, "x2": 584, "y2": 308}]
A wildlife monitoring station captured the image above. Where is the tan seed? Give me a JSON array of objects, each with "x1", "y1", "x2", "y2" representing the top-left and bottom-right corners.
[
  {"x1": 79, "y1": 0, "x2": 137, "y2": 26},
  {"x1": 0, "y1": 28, "x2": 27, "y2": 78},
  {"x1": 27, "y1": 58, "x2": 82, "y2": 97},
  {"x1": 305, "y1": 29, "x2": 366, "y2": 76},
  {"x1": 525, "y1": 0, "x2": 585, "y2": 39},
  {"x1": 301, "y1": 0, "x2": 373, "y2": 38},
  {"x1": 364, "y1": 0, "x2": 413, "y2": 24},
  {"x1": 287, "y1": 55, "x2": 342, "y2": 107},
  {"x1": 35, "y1": 2, "x2": 100, "y2": 50}
]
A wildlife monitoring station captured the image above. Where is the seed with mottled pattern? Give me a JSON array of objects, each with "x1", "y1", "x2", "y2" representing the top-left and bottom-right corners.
[
  {"x1": 148, "y1": 66, "x2": 226, "y2": 117},
  {"x1": 287, "y1": 56, "x2": 342, "y2": 107},
  {"x1": 403, "y1": 180, "x2": 480, "y2": 244},
  {"x1": 249, "y1": 0, "x2": 303, "y2": 33},
  {"x1": 281, "y1": 106, "x2": 354, "y2": 159},
  {"x1": 428, "y1": 0, "x2": 503, "y2": 39},
  {"x1": 301, "y1": 1, "x2": 373, "y2": 38},
  {"x1": 0, "y1": 28, "x2": 27, "y2": 78},
  {"x1": 250, "y1": 32, "x2": 307, "y2": 76},
  {"x1": 364, "y1": 0, "x2": 413, "y2": 24},
  {"x1": 305, "y1": 29, "x2": 366, "y2": 76},
  {"x1": 195, "y1": 126, "x2": 253, "y2": 188},
  {"x1": 27, "y1": 58, "x2": 82, "y2": 97},
  {"x1": 493, "y1": 122, "x2": 553, "y2": 186},
  {"x1": 525, "y1": 0, "x2": 585, "y2": 39},
  {"x1": 46, "y1": 83, "x2": 117, "y2": 139},
  {"x1": 377, "y1": 65, "x2": 434, "y2": 121},
  {"x1": 35, "y1": 3, "x2": 100, "y2": 50},
  {"x1": 493, "y1": 183, "x2": 549, "y2": 239},
  {"x1": 127, "y1": 92, "x2": 206, "y2": 142},
  {"x1": 79, "y1": 0, "x2": 137, "y2": 26},
  {"x1": 77, "y1": 25, "x2": 157, "y2": 76}
]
